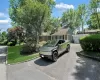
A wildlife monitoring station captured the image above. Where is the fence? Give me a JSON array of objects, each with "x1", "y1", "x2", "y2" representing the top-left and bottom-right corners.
[
  {"x1": 39, "y1": 35, "x2": 67, "y2": 41},
  {"x1": 72, "y1": 34, "x2": 89, "y2": 44}
]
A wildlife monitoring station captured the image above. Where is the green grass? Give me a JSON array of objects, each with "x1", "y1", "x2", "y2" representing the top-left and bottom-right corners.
[{"x1": 7, "y1": 46, "x2": 39, "y2": 64}]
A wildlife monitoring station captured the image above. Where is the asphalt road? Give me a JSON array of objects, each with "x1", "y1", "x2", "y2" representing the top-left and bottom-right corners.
[{"x1": 7, "y1": 44, "x2": 100, "y2": 80}]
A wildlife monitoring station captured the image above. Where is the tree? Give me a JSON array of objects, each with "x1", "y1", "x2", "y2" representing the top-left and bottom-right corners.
[
  {"x1": 87, "y1": 13, "x2": 100, "y2": 29},
  {"x1": 7, "y1": 27, "x2": 24, "y2": 44},
  {"x1": 0, "y1": 29, "x2": 2, "y2": 42},
  {"x1": 9, "y1": 0, "x2": 54, "y2": 51},
  {"x1": 43, "y1": 17, "x2": 61, "y2": 34},
  {"x1": 77, "y1": 4, "x2": 88, "y2": 31},
  {"x1": 61, "y1": 9, "x2": 80, "y2": 29},
  {"x1": 89, "y1": 0, "x2": 100, "y2": 29}
]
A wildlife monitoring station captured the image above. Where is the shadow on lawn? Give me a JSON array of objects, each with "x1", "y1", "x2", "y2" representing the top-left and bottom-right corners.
[
  {"x1": 34, "y1": 51, "x2": 68, "y2": 66},
  {"x1": 72, "y1": 52, "x2": 100, "y2": 80}
]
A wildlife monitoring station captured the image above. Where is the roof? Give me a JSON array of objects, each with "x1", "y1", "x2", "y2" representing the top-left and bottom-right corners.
[
  {"x1": 85, "y1": 30, "x2": 100, "y2": 32},
  {"x1": 77, "y1": 30, "x2": 100, "y2": 34},
  {"x1": 52, "y1": 28, "x2": 68, "y2": 36}
]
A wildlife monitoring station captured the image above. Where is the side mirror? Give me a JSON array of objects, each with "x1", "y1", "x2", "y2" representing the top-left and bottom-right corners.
[{"x1": 57, "y1": 44, "x2": 60, "y2": 49}]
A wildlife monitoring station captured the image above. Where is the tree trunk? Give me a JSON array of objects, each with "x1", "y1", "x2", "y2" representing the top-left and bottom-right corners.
[
  {"x1": 82, "y1": 21, "x2": 84, "y2": 32},
  {"x1": 36, "y1": 32, "x2": 39, "y2": 45}
]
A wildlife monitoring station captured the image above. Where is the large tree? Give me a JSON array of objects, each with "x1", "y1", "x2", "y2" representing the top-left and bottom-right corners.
[
  {"x1": 77, "y1": 4, "x2": 88, "y2": 31},
  {"x1": 87, "y1": 13, "x2": 100, "y2": 29},
  {"x1": 88, "y1": 0, "x2": 100, "y2": 29},
  {"x1": 61, "y1": 9, "x2": 80, "y2": 30},
  {"x1": 43, "y1": 17, "x2": 61, "y2": 34},
  {"x1": 9, "y1": 0, "x2": 55, "y2": 49}
]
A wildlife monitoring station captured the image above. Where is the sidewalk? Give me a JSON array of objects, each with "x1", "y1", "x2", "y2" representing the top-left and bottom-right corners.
[
  {"x1": 0, "y1": 64, "x2": 6, "y2": 80},
  {"x1": 0, "y1": 46, "x2": 7, "y2": 80}
]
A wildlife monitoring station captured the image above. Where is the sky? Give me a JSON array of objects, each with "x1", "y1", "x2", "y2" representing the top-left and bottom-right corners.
[{"x1": 0, "y1": 0, "x2": 90, "y2": 31}]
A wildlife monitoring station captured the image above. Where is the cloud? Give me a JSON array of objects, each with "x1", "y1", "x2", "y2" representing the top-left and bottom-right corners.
[
  {"x1": 55, "y1": 3, "x2": 74, "y2": 10},
  {"x1": 0, "y1": 12, "x2": 6, "y2": 18},
  {"x1": 0, "y1": 20, "x2": 9, "y2": 24},
  {"x1": 0, "y1": 12, "x2": 11, "y2": 31}
]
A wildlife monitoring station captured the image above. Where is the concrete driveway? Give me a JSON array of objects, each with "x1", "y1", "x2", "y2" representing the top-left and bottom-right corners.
[{"x1": 7, "y1": 44, "x2": 100, "y2": 80}]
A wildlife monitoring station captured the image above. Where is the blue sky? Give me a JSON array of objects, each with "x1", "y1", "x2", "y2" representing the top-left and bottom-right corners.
[{"x1": 0, "y1": 0, "x2": 90, "y2": 31}]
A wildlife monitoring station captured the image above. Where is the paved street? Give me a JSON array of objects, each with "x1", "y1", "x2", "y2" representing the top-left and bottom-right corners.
[{"x1": 7, "y1": 44, "x2": 100, "y2": 80}]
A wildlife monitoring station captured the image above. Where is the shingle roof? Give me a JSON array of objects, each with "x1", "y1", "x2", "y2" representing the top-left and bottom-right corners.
[{"x1": 52, "y1": 28, "x2": 68, "y2": 36}]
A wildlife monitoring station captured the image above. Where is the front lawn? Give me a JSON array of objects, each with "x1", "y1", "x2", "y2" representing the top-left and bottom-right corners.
[{"x1": 7, "y1": 46, "x2": 39, "y2": 64}]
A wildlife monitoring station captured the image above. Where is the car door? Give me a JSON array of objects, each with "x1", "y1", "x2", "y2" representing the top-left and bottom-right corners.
[
  {"x1": 57, "y1": 40, "x2": 65, "y2": 54},
  {"x1": 59, "y1": 40, "x2": 66, "y2": 52},
  {"x1": 60, "y1": 42, "x2": 67, "y2": 52}
]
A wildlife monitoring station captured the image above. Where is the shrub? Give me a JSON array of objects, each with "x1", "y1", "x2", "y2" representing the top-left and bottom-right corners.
[
  {"x1": 7, "y1": 42, "x2": 13, "y2": 46},
  {"x1": 20, "y1": 42, "x2": 25, "y2": 45},
  {"x1": 7, "y1": 40, "x2": 17, "y2": 46},
  {"x1": 79, "y1": 34, "x2": 100, "y2": 51},
  {"x1": 0, "y1": 40, "x2": 8, "y2": 45},
  {"x1": 20, "y1": 45, "x2": 37, "y2": 54}
]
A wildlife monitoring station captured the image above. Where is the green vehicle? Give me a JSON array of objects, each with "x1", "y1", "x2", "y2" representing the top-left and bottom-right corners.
[{"x1": 39, "y1": 39, "x2": 70, "y2": 62}]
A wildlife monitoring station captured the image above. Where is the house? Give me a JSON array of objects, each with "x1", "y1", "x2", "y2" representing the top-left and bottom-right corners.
[
  {"x1": 39, "y1": 27, "x2": 74, "y2": 42},
  {"x1": 52, "y1": 28, "x2": 73, "y2": 42}
]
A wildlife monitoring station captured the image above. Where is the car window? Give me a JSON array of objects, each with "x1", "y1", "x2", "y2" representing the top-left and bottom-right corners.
[
  {"x1": 61, "y1": 40, "x2": 65, "y2": 43},
  {"x1": 44, "y1": 40, "x2": 56, "y2": 47},
  {"x1": 56, "y1": 40, "x2": 65, "y2": 45}
]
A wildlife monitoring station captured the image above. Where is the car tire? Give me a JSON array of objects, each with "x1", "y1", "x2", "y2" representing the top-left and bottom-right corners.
[
  {"x1": 40, "y1": 57, "x2": 45, "y2": 59},
  {"x1": 66, "y1": 45, "x2": 70, "y2": 52},
  {"x1": 52, "y1": 51, "x2": 58, "y2": 62}
]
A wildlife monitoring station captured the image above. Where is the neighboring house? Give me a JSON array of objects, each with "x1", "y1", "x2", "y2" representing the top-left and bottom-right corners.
[
  {"x1": 77, "y1": 30, "x2": 100, "y2": 34},
  {"x1": 73, "y1": 29, "x2": 100, "y2": 44},
  {"x1": 52, "y1": 27, "x2": 73, "y2": 42},
  {"x1": 39, "y1": 27, "x2": 74, "y2": 42}
]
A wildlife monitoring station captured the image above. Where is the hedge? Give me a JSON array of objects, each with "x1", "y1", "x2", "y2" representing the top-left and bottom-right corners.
[{"x1": 79, "y1": 34, "x2": 100, "y2": 51}]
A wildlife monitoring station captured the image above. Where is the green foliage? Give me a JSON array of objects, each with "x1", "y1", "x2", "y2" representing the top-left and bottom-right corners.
[
  {"x1": 9, "y1": 0, "x2": 53, "y2": 49},
  {"x1": 0, "y1": 30, "x2": 2, "y2": 42},
  {"x1": 61, "y1": 9, "x2": 81, "y2": 30},
  {"x1": 44, "y1": 17, "x2": 61, "y2": 33},
  {"x1": 20, "y1": 44, "x2": 37, "y2": 54},
  {"x1": 7, "y1": 40, "x2": 17, "y2": 46},
  {"x1": 7, "y1": 27, "x2": 25, "y2": 44},
  {"x1": 80, "y1": 34, "x2": 100, "y2": 51},
  {"x1": 87, "y1": 13, "x2": 100, "y2": 29},
  {"x1": 0, "y1": 40, "x2": 8, "y2": 45},
  {"x1": 0, "y1": 31, "x2": 7, "y2": 42},
  {"x1": 89, "y1": 0, "x2": 100, "y2": 29},
  {"x1": 7, "y1": 42, "x2": 13, "y2": 46},
  {"x1": 77, "y1": 4, "x2": 88, "y2": 31}
]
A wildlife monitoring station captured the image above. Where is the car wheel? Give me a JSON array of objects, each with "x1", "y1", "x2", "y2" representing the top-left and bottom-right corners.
[
  {"x1": 52, "y1": 51, "x2": 58, "y2": 62},
  {"x1": 66, "y1": 45, "x2": 70, "y2": 52},
  {"x1": 40, "y1": 56, "x2": 45, "y2": 59}
]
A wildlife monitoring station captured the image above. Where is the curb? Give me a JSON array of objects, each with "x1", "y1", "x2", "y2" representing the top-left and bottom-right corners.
[
  {"x1": 76, "y1": 52, "x2": 100, "y2": 62},
  {"x1": 7, "y1": 56, "x2": 39, "y2": 65}
]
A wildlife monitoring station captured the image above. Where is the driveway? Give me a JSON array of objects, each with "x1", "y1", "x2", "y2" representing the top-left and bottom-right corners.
[{"x1": 7, "y1": 44, "x2": 100, "y2": 80}]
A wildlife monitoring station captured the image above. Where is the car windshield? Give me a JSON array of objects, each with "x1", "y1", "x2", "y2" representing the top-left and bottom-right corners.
[{"x1": 44, "y1": 40, "x2": 57, "y2": 47}]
